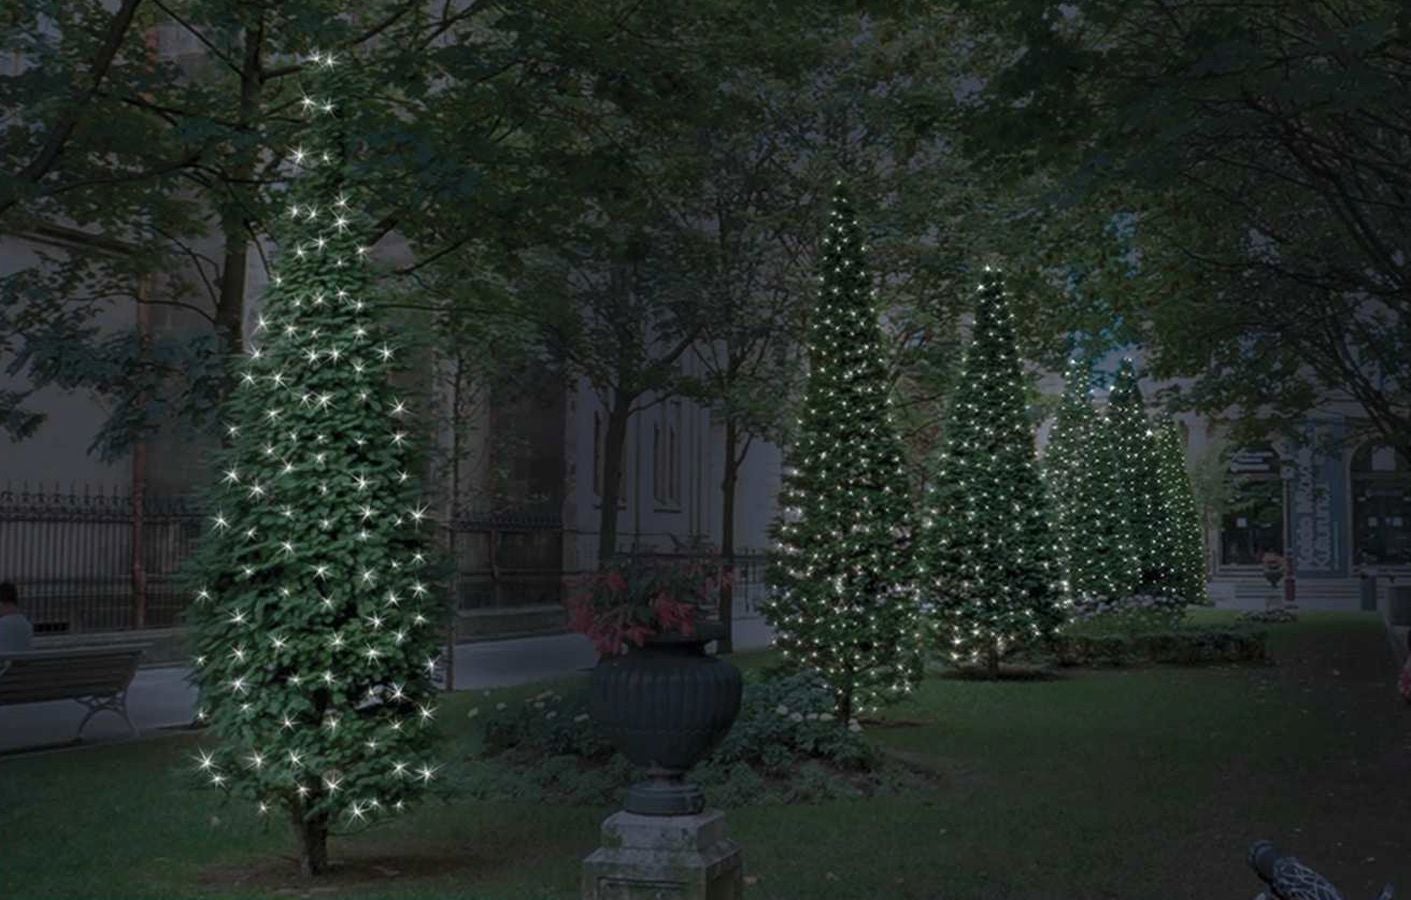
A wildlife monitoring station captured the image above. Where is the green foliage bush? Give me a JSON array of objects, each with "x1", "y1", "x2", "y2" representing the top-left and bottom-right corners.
[
  {"x1": 480, "y1": 688, "x2": 613, "y2": 760},
  {"x1": 711, "y1": 671, "x2": 874, "y2": 771},
  {"x1": 466, "y1": 672, "x2": 891, "y2": 806},
  {"x1": 1237, "y1": 607, "x2": 1298, "y2": 624},
  {"x1": 1052, "y1": 634, "x2": 1131, "y2": 667}
]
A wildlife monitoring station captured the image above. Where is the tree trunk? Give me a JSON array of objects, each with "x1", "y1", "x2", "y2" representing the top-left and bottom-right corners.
[
  {"x1": 131, "y1": 277, "x2": 150, "y2": 629},
  {"x1": 836, "y1": 683, "x2": 853, "y2": 728},
  {"x1": 985, "y1": 643, "x2": 1001, "y2": 680},
  {"x1": 212, "y1": 18, "x2": 265, "y2": 448},
  {"x1": 717, "y1": 416, "x2": 741, "y2": 654},
  {"x1": 596, "y1": 392, "x2": 633, "y2": 562},
  {"x1": 292, "y1": 808, "x2": 329, "y2": 877},
  {"x1": 440, "y1": 348, "x2": 465, "y2": 691}
]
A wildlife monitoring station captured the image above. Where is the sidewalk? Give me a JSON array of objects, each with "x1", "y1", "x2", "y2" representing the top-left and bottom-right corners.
[{"x1": 0, "y1": 615, "x2": 775, "y2": 754}]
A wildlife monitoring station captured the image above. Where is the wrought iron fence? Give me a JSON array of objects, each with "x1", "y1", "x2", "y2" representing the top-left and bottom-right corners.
[
  {"x1": 0, "y1": 484, "x2": 203, "y2": 633},
  {"x1": 0, "y1": 484, "x2": 773, "y2": 634},
  {"x1": 600, "y1": 548, "x2": 773, "y2": 618},
  {"x1": 448, "y1": 504, "x2": 568, "y2": 612}
]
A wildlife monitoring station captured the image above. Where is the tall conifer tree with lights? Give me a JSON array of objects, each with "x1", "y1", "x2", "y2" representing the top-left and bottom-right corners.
[
  {"x1": 1045, "y1": 357, "x2": 1139, "y2": 608},
  {"x1": 764, "y1": 182, "x2": 922, "y2": 725},
  {"x1": 1153, "y1": 418, "x2": 1209, "y2": 606},
  {"x1": 184, "y1": 53, "x2": 443, "y2": 878},
  {"x1": 1091, "y1": 404, "x2": 1143, "y2": 603},
  {"x1": 920, "y1": 269, "x2": 1065, "y2": 676},
  {"x1": 1108, "y1": 358, "x2": 1175, "y2": 604}
]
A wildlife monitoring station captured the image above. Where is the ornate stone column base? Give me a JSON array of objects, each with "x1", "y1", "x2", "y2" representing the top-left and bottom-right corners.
[{"x1": 581, "y1": 809, "x2": 743, "y2": 899}]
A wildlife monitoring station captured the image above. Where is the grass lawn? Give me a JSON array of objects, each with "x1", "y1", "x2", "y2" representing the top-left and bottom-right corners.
[{"x1": 2, "y1": 612, "x2": 1408, "y2": 898}]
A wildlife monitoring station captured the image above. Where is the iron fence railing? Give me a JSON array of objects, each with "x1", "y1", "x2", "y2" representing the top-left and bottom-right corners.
[
  {"x1": 0, "y1": 483, "x2": 772, "y2": 634},
  {"x1": 0, "y1": 484, "x2": 203, "y2": 633},
  {"x1": 599, "y1": 548, "x2": 772, "y2": 618}
]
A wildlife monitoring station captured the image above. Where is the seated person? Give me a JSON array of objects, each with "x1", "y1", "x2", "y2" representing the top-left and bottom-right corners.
[{"x1": 0, "y1": 581, "x2": 34, "y2": 652}]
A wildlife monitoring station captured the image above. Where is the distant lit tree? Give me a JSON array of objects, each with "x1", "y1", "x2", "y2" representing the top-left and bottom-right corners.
[
  {"x1": 1045, "y1": 356, "x2": 1140, "y2": 609},
  {"x1": 920, "y1": 268, "x2": 1066, "y2": 676},
  {"x1": 1153, "y1": 417, "x2": 1209, "y2": 606},
  {"x1": 765, "y1": 182, "x2": 923, "y2": 724}
]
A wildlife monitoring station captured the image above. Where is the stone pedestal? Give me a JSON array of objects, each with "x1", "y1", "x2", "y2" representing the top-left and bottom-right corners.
[{"x1": 581, "y1": 809, "x2": 743, "y2": 900}]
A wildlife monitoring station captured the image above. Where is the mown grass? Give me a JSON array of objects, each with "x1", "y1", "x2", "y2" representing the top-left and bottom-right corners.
[{"x1": 2, "y1": 613, "x2": 1407, "y2": 899}]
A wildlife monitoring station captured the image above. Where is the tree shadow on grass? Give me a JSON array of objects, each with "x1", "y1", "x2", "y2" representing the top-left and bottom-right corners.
[
  {"x1": 938, "y1": 666, "x2": 1067, "y2": 682},
  {"x1": 195, "y1": 835, "x2": 584, "y2": 896},
  {"x1": 199, "y1": 852, "x2": 473, "y2": 896}
]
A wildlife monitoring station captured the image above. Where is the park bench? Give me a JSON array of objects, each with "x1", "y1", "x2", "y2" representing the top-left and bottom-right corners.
[{"x1": 0, "y1": 644, "x2": 149, "y2": 741}]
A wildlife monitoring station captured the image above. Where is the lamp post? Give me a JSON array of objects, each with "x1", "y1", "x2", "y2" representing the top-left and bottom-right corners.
[{"x1": 1280, "y1": 459, "x2": 1297, "y2": 609}]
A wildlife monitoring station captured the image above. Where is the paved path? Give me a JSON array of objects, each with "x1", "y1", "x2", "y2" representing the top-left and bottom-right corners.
[{"x1": 0, "y1": 615, "x2": 774, "y2": 754}]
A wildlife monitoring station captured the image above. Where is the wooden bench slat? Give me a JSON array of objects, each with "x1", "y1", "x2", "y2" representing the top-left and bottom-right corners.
[
  {"x1": 0, "y1": 669, "x2": 133, "y2": 694},
  {"x1": 1, "y1": 643, "x2": 151, "y2": 662},
  {"x1": 0, "y1": 644, "x2": 149, "y2": 740},
  {"x1": 0, "y1": 672, "x2": 132, "y2": 694},
  {"x1": 3, "y1": 657, "x2": 136, "y2": 676},
  {"x1": 0, "y1": 646, "x2": 147, "y2": 707}
]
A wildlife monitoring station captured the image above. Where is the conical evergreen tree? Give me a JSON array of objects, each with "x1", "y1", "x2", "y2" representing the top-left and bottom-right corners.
[
  {"x1": 764, "y1": 182, "x2": 922, "y2": 724},
  {"x1": 1153, "y1": 418, "x2": 1209, "y2": 606},
  {"x1": 920, "y1": 269, "x2": 1066, "y2": 676},
  {"x1": 1045, "y1": 356, "x2": 1137, "y2": 607},
  {"x1": 1107, "y1": 358, "x2": 1170, "y2": 597},
  {"x1": 184, "y1": 53, "x2": 443, "y2": 877},
  {"x1": 1090, "y1": 403, "x2": 1144, "y2": 603}
]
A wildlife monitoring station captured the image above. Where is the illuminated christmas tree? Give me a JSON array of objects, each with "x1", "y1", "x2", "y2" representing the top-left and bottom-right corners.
[
  {"x1": 764, "y1": 182, "x2": 922, "y2": 724},
  {"x1": 185, "y1": 53, "x2": 443, "y2": 877},
  {"x1": 1108, "y1": 358, "x2": 1177, "y2": 608},
  {"x1": 1153, "y1": 417, "x2": 1209, "y2": 606},
  {"x1": 920, "y1": 269, "x2": 1066, "y2": 676},
  {"x1": 1045, "y1": 356, "x2": 1139, "y2": 608}
]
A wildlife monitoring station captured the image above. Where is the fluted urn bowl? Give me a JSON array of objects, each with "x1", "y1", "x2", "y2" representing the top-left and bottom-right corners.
[{"x1": 588, "y1": 621, "x2": 743, "y2": 816}]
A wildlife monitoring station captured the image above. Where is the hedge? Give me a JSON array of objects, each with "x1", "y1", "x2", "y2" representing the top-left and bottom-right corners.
[{"x1": 1052, "y1": 624, "x2": 1269, "y2": 667}]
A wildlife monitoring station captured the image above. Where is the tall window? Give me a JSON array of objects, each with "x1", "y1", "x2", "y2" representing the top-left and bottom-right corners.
[
  {"x1": 653, "y1": 401, "x2": 681, "y2": 508},
  {"x1": 1220, "y1": 444, "x2": 1284, "y2": 565},
  {"x1": 1352, "y1": 441, "x2": 1411, "y2": 566}
]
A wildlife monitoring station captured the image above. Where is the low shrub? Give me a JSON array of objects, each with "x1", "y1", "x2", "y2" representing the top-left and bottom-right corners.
[
  {"x1": 1237, "y1": 607, "x2": 1298, "y2": 624},
  {"x1": 479, "y1": 688, "x2": 613, "y2": 760},
  {"x1": 464, "y1": 671, "x2": 900, "y2": 806},
  {"x1": 1051, "y1": 624, "x2": 1268, "y2": 667},
  {"x1": 710, "y1": 671, "x2": 874, "y2": 772},
  {"x1": 1052, "y1": 633, "x2": 1131, "y2": 667},
  {"x1": 1069, "y1": 593, "x2": 1187, "y2": 627}
]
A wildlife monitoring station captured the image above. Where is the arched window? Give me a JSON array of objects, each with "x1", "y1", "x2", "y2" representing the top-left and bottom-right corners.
[
  {"x1": 1220, "y1": 444, "x2": 1284, "y2": 566},
  {"x1": 1351, "y1": 441, "x2": 1411, "y2": 566}
]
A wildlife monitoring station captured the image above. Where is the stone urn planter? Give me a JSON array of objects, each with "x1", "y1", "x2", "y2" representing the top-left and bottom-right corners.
[{"x1": 588, "y1": 621, "x2": 742, "y2": 816}]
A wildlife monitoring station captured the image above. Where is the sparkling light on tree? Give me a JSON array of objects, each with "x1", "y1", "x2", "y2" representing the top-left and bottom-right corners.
[
  {"x1": 1153, "y1": 417, "x2": 1209, "y2": 606},
  {"x1": 920, "y1": 269, "x2": 1066, "y2": 677},
  {"x1": 185, "y1": 53, "x2": 443, "y2": 878},
  {"x1": 1108, "y1": 358, "x2": 1178, "y2": 610},
  {"x1": 1044, "y1": 356, "x2": 1139, "y2": 609},
  {"x1": 764, "y1": 182, "x2": 922, "y2": 725}
]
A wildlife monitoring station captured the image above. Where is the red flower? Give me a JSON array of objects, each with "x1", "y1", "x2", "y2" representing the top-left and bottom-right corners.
[
  {"x1": 652, "y1": 595, "x2": 696, "y2": 636},
  {"x1": 565, "y1": 558, "x2": 715, "y2": 655}
]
